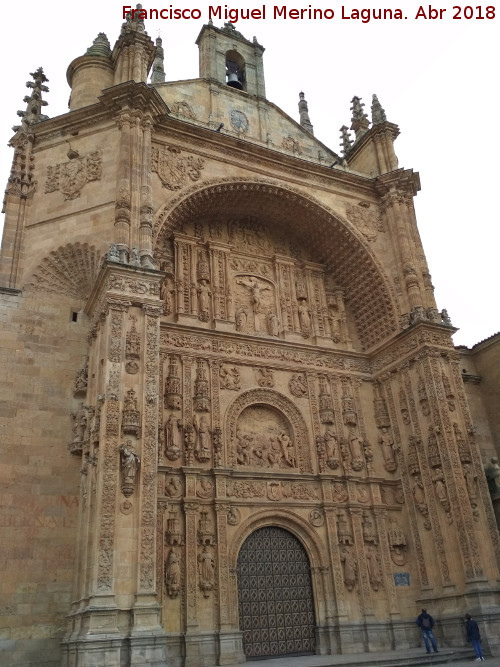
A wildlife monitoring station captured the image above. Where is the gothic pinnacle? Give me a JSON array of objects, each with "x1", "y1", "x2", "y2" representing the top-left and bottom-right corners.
[
  {"x1": 151, "y1": 37, "x2": 166, "y2": 84},
  {"x1": 371, "y1": 94, "x2": 387, "y2": 125},
  {"x1": 339, "y1": 125, "x2": 353, "y2": 155},
  {"x1": 12, "y1": 67, "x2": 49, "y2": 133},
  {"x1": 350, "y1": 95, "x2": 370, "y2": 140},
  {"x1": 298, "y1": 91, "x2": 314, "y2": 135}
]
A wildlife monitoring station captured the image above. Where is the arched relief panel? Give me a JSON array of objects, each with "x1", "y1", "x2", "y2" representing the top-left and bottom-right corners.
[
  {"x1": 24, "y1": 241, "x2": 104, "y2": 300},
  {"x1": 225, "y1": 388, "x2": 312, "y2": 473},
  {"x1": 153, "y1": 179, "x2": 399, "y2": 351},
  {"x1": 228, "y1": 509, "x2": 328, "y2": 626}
]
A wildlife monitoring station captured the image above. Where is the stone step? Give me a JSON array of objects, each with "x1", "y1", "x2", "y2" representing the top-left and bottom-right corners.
[{"x1": 221, "y1": 647, "x2": 486, "y2": 667}]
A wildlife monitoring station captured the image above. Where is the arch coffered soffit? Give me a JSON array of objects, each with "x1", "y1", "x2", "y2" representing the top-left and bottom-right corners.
[{"x1": 153, "y1": 178, "x2": 399, "y2": 351}]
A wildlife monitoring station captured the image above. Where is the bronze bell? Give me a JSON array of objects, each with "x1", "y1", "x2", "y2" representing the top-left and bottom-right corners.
[{"x1": 227, "y1": 71, "x2": 243, "y2": 90}]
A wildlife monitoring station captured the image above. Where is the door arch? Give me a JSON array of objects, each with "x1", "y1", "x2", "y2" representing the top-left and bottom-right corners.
[{"x1": 237, "y1": 526, "x2": 316, "y2": 659}]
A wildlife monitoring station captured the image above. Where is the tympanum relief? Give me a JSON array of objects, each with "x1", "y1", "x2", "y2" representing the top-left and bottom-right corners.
[{"x1": 235, "y1": 405, "x2": 297, "y2": 469}]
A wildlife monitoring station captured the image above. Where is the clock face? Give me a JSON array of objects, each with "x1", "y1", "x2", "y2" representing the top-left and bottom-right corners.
[{"x1": 230, "y1": 109, "x2": 249, "y2": 133}]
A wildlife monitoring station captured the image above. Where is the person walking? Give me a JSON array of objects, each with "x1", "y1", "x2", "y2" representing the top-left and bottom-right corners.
[
  {"x1": 465, "y1": 613, "x2": 485, "y2": 661},
  {"x1": 416, "y1": 608, "x2": 438, "y2": 654}
]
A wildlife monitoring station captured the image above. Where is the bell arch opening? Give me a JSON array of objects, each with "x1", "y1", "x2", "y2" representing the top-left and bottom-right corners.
[
  {"x1": 236, "y1": 525, "x2": 316, "y2": 659},
  {"x1": 154, "y1": 180, "x2": 398, "y2": 352}
]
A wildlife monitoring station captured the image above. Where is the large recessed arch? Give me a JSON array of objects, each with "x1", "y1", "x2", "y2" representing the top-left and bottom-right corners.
[{"x1": 153, "y1": 178, "x2": 399, "y2": 351}]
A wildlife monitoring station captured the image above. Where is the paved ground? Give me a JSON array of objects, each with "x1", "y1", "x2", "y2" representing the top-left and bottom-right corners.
[{"x1": 221, "y1": 646, "x2": 500, "y2": 667}]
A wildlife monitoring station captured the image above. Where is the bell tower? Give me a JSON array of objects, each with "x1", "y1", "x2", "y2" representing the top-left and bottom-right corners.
[{"x1": 196, "y1": 21, "x2": 266, "y2": 98}]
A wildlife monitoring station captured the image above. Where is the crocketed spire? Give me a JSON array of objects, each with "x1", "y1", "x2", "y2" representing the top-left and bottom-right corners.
[
  {"x1": 350, "y1": 95, "x2": 370, "y2": 140},
  {"x1": 371, "y1": 94, "x2": 387, "y2": 125},
  {"x1": 13, "y1": 67, "x2": 49, "y2": 133},
  {"x1": 298, "y1": 91, "x2": 314, "y2": 135}
]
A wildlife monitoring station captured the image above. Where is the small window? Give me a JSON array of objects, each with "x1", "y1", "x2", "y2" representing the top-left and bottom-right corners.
[{"x1": 71, "y1": 311, "x2": 78, "y2": 323}]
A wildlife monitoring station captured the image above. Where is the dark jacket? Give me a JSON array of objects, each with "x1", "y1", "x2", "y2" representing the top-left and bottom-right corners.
[
  {"x1": 466, "y1": 618, "x2": 481, "y2": 641},
  {"x1": 416, "y1": 612, "x2": 435, "y2": 630}
]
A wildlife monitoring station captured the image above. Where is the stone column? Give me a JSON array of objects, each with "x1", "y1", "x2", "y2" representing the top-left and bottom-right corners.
[{"x1": 115, "y1": 111, "x2": 133, "y2": 261}]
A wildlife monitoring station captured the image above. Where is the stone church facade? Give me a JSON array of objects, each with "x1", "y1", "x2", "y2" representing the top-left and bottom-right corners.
[{"x1": 1, "y1": 10, "x2": 499, "y2": 667}]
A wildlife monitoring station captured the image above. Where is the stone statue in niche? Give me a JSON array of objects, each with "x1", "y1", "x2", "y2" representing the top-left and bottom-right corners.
[
  {"x1": 412, "y1": 477, "x2": 431, "y2": 529},
  {"x1": 160, "y1": 277, "x2": 174, "y2": 315},
  {"x1": 366, "y1": 546, "x2": 382, "y2": 591},
  {"x1": 378, "y1": 427, "x2": 397, "y2": 472},
  {"x1": 462, "y1": 463, "x2": 478, "y2": 514},
  {"x1": 348, "y1": 428, "x2": 364, "y2": 471},
  {"x1": 267, "y1": 311, "x2": 280, "y2": 337},
  {"x1": 193, "y1": 414, "x2": 211, "y2": 462},
  {"x1": 289, "y1": 373, "x2": 308, "y2": 398},
  {"x1": 198, "y1": 545, "x2": 215, "y2": 597},
  {"x1": 297, "y1": 301, "x2": 311, "y2": 337},
  {"x1": 119, "y1": 441, "x2": 140, "y2": 497},
  {"x1": 362, "y1": 512, "x2": 378, "y2": 544},
  {"x1": 165, "y1": 547, "x2": 181, "y2": 598},
  {"x1": 235, "y1": 306, "x2": 248, "y2": 332},
  {"x1": 387, "y1": 519, "x2": 407, "y2": 565},
  {"x1": 165, "y1": 414, "x2": 183, "y2": 461},
  {"x1": 340, "y1": 547, "x2": 357, "y2": 591},
  {"x1": 74, "y1": 361, "x2": 88, "y2": 396},
  {"x1": 197, "y1": 279, "x2": 212, "y2": 322},
  {"x1": 219, "y1": 365, "x2": 241, "y2": 390},
  {"x1": 432, "y1": 468, "x2": 453, "y2": 523},
  {"x1": 71, "y1": 402, "x2": 88, "y2": 443},
  {"x1": 324, "y1": 426, "x2": 340, "y2": 470}
]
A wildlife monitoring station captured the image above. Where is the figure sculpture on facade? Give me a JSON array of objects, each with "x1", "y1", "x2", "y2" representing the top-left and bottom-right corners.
[
  {"x1": 324, "y1": 426, "x2": 340, "y2": 469},
  {"x1": 267, "y1": 310, "x2": 280, "y2": 336},
  {"x1": 297, "y1": 301, "x2": 311, "y2": 337},
  {"x1": 340, "y1": 547, "x2": 357, "y2": 591},
  {"x1": 165, "y1": 547, "x2": 181, "y2": 598},
  {"x1": 235, "y1": 306, "x2": 248, "y2": 332},
  {"x1": 219, "y1": 365, "x2": 241, "y2": 390},
  {"x1": 193, "y1": 414, "x2": 211, "y2": 462},
  {"x1": 289, "y1": 373, "x2": 308, "y2": 397},
  {"x1": 119, "y1": 441, "x2": 140, "y2": 497},
  {"x1": 197, "y1": 279, "x2": 212, "y2": 321},
  {"x1": 365, "y1": 546, "x2": 382, "y2": 591},
  {"x1": 378, "y1": 427, "x2": 397, "y2": 472},
  {"x1": 236, "y1": 277, "x2": 269, "y2": 313},
  {"x1": 165, "y1": 414, "x2": 183, "y2": 461},
  {"x1": 160, "y1": 278, "x2": 174, "y2": 315},
  {"x1": 198, "y1": 545, "x2": 215, "y2": 596},
  {"x1": 71, "y1": 403, "x2": 88, "y2": 443},
  {"x1": 348, "y1": 428, "x2": 364, "y2": 471}
]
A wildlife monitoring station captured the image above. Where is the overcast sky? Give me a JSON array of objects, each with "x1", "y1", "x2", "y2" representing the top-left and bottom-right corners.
[{"x1": 1, "y1": 1, "x2": 498, "y2": 347}]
